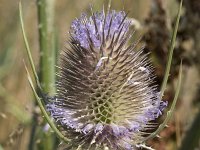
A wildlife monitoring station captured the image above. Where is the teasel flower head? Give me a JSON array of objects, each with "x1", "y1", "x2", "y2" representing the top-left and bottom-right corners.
[{"x1": 47, "y1": 7, "x2": 168, "y2": 150}]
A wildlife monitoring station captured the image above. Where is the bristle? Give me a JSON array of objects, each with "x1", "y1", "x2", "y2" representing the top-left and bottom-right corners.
[{"x1": 46, "y1": 7, "x2": 167, "y2": 150}]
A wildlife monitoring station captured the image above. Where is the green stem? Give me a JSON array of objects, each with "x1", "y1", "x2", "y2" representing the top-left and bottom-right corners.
[
  {"x1": 37, "y1": 0, "x2": 56, "y2": 149},
  {"x1": 37, "y1": 0, "x2": 55, "y2": 95}
]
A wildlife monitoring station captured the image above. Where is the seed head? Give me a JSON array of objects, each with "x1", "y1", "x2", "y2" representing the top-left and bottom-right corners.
[{"x1": 47, "y1": 8, "x2": 167, "y2": 150}]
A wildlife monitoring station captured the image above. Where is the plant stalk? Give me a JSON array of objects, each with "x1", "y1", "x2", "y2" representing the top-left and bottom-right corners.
[
  {"x1": 37, "y1": 0, "x2": 55, "y2": 95},
  {"x1": 36, "y1": 0, "x2": 56, "y2": 149}
]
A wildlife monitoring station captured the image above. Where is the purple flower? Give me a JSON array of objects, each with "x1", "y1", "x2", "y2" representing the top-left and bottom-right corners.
[{"x1": 47, "y1": 8, "x2": 167, "y2": 150}]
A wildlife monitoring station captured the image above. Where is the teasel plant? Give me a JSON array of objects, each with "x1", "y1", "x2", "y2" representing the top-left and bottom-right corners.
[{"x1": 19, "y1": 0, "x2": 183, "y2": 149}]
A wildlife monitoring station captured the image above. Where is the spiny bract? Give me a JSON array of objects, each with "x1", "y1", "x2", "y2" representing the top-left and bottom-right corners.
[{"x1": 47, "y1": 8, "x2": 167, "y2": 150}]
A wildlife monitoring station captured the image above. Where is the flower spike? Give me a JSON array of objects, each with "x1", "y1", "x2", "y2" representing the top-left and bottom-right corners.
[{"x1": 47, "y1": 6, "x2": 169, "y2": 150}]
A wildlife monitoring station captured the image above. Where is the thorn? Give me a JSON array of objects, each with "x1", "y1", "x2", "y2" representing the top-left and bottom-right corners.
[
  {"x1": 136, "y1": 144, "x2": 155, "y2": 150},
  {"x1": 156, "y1": 135, "x2": 162, "y2": 138}
]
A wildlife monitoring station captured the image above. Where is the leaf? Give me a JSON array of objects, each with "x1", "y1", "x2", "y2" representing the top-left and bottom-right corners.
[{"x1": 19, "y1": 2, "x2": 41, "y2": 91}]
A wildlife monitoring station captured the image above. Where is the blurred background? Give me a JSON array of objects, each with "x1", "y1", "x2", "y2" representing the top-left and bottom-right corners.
[{"x1": 0, "y1": 0, "x2": 199, "y2": 150}]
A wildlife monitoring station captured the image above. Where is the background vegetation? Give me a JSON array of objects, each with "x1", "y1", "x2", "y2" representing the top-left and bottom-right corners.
[{"x1": 0, "y1": 0, "x2": 199, "y2": 150}]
